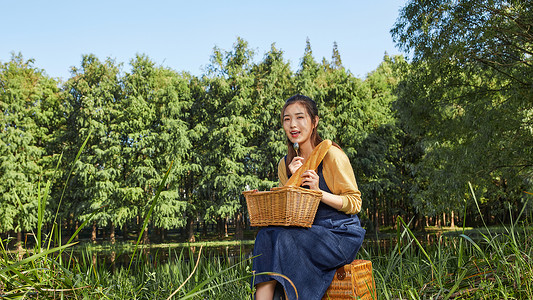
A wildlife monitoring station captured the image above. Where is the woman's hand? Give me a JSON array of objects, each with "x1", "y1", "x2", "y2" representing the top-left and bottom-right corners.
[
  {"x1": 288, "y1": 156, "x2": 304, "y2": 175},
  {"x1": 301, "y1": 170, "x2": 320, "y2": 190}
]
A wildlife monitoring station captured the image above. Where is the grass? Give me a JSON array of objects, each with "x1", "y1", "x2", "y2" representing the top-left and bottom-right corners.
[
  {"x1": 1, "y1": 134, "x2": 531, "y2": 299},
  {"x1": 0, "y1": 133, "x2": 260, "y2": 299},
  {"x1": 3, "y1": 215, "x2": 531, "y2": 299},
  {"x1": 366, "y1": 222, "x2": 533, "y2": 299},
  {"x1": 3, "y1": 208, "x2": 532, "y2": 299},
  {"x1": 361, "y1": 186, "x2": 533, "y2": 300}
]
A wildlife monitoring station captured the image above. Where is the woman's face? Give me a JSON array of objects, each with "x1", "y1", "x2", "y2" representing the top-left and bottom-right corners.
[{"x1": 282, "y1": 102, "x2": 317, "y2": 146}]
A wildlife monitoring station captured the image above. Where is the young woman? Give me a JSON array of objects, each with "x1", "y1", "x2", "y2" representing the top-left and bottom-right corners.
[{"x1": 252, "y1": 95, "x2": 366, "y2": 300}]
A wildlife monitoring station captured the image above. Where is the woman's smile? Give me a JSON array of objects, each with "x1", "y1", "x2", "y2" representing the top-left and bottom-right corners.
[{"x1": 290, "y1": 130, "x2": 300, "y2": 138}]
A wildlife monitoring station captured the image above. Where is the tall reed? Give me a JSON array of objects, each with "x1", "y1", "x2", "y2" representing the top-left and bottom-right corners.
[
  {"x1": 1, "y1": 136, "x2": 531, "y2": 300},
  {"x1": 0, "y1": 133, "x2": 261, "y2": 299},
  {"x1": 363, "y1": 184, "x2": 532, "y2": 299},
  {"x1": 0, "y1": 133, "x2": 94, "y2": 298}
]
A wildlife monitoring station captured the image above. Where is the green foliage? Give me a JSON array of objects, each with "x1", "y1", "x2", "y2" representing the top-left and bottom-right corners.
[
  {"x1": 62, "y1": 54, "x2": 123, "y2": 229},
  {"x1": 249, "y1": 44, "x2": 293, "y2": 184},
  {"x1": 1, "y1": 30, "x2": 529, "y2": 241},
  {"x1": 200, "y1": 38, "x2": 260, "y2": 223},
  {"x1": 120, "y1": 54, "x2": 193, "y2": 230},
  {"x1": 0, "y1": 53, "x2": 62, "y2": 234},
  {"x1": 391, "y1": 0, "x2": 533, "y2": 218}
]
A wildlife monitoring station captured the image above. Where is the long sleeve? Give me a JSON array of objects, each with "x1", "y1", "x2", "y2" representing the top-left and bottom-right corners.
[{"x1": 322, "y1": 147, "x2": 362, "y2": 215}]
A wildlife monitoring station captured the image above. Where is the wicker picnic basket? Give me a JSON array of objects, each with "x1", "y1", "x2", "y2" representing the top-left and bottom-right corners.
[
  {"x1": 243, "y1": 140, "x2": 332, "y2": 228},
  {"x1": 322, "y1": 259, "x2": 376, "y2": 300},
  {"x1": 243, "y1": 186, "x2": 322, "y2": 227}
]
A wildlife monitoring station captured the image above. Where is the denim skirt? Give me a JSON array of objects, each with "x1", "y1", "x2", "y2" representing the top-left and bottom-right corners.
[{"x1": 251, "y1": 202, "x2": 366, "y2": 300}]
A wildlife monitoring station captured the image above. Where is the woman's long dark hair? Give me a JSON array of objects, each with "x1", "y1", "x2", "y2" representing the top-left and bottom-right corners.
[{"x1": 281, "y1": 95, "x2": 323, "y2": 177}]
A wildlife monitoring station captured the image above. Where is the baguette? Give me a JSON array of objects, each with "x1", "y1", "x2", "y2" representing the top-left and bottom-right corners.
[{"x1": 285, "y1": 139, "x2": 332, "y2": 187}]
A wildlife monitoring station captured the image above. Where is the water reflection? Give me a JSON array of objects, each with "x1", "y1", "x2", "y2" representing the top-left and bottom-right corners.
[
  {"x1": 68, "y1": 231, "x2": 451, "y2": 273},
  {"x1": 69, "y1": 243, "x2": 255, "y2": 272},
  {"x1": 360, "y1": 230, "x2": 451, "y2": 255}
]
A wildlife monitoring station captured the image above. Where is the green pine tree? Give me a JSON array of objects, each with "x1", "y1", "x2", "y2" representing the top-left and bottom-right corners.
[
  {"x1": 0, "y1": 53, "x2": 63, "y2": 246},
  {"x1": 62, "y1": 54, "x2": 123, "y2": 242}
]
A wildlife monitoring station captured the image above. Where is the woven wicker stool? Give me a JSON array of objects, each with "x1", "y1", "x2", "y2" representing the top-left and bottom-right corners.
[{"x1": 321, "y1": 259, "x2": 376, "y2": 300}]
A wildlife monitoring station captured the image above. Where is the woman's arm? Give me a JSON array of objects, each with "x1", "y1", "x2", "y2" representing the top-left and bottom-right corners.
[{"x1": 321, "y1": 147, "x2": 362, "y2": 214}]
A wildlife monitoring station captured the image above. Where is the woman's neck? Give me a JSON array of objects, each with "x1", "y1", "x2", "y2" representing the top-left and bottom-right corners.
[{"x1": 298, "y1": 141, "x2": 315, "y2": 160}]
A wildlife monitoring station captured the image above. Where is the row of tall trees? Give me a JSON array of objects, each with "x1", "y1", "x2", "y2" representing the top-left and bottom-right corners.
[
  {"x1": 0, "y1": 41, "x2": 410, "y2": 244},
  {"x1": 1, "y1": 0, "x2": 531, "y2": 245}
]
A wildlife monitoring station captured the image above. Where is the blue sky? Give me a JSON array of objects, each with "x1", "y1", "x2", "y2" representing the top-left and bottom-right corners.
[{"x1": 1, "y1": 0, "x2": 408, "y2": 81}]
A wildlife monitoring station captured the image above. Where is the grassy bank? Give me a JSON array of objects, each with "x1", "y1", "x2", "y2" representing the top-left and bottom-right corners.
[
  {"x1": 1, "y1": 148, "x2": 531, "y2": 299},
  {"x1": 2, "y1": 219, "x2": 532, "y2": 299}
]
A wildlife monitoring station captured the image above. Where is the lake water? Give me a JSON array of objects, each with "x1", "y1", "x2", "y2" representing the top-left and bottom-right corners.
[{"x1": 68, "y1": 242, "x2": 255, "y2": 272}]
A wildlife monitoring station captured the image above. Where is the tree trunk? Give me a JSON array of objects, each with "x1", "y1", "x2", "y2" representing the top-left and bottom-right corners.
[
  {"x1": 91, "y1": 221, "x2": 97, "y2": 243},
  {"x1": 374, "y1": 198, "x2": 380, "y2": 233},
  {"x1": 234, "y1": 212, "x2": 244, "y2": 240},
  {"x1": 414, "y1": 212, "x2": 425, "y2": 231},
  {"x1": 202, "y1": 221, "x2": 208, "y2": 236},
  {"x1": 224, "y1": 217, "x2": 229, "y2": 238},
  {"x1": 160, "y1": 227, "x2": 166, "y2": 242},
  {"x1": 110, "y1": 222, "x2": 115, "y2": 245},
  {"x1": 142, "y1": 227, "x2": 149, "y2": 244},
  {"x1": 123, "y1": 223, "x2": 128, "y2": 241},
  {"x1": 217, "y1": 217, "x2": 226, "y2": 238},
  {"x1": 16, "y1": 230, "x2": 23, "y2": 254},
  {"x1": 384, "y1": 199, "x2": 390, "y2": 227},
  {"x1": 67, "y1": 217, "x2": 73, "y2": 238},
  {"x1": 186, "y1": 217, "x2": 195, "y2": 243},
  {"x1": 450, "y1": 211, "x2": 455, "y2": 228}
]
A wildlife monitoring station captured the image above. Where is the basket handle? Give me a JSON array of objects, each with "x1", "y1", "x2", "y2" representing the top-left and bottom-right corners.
[
  {"x1": 285, "y1": 139, "x2": 332, "y2": 187},
  {"x1": 335, "y1": 265, "x2": 347, "y2": 280}
]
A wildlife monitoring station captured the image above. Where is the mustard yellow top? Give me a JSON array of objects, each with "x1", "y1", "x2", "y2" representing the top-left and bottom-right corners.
[{"x1": 277, "y1": 146, "x2": 362, "y2": 214}]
